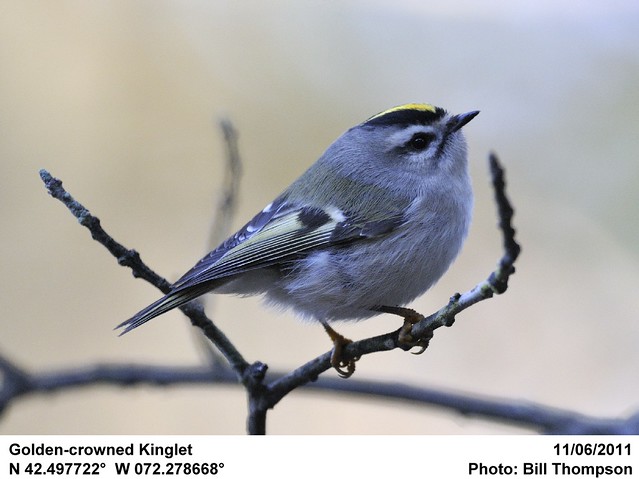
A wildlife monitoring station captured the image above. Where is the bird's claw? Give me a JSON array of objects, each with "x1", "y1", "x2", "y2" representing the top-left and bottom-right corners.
[
  {"x1": 396, "y1": 309, "x2": 432, "y2": 355},
  {"x1": 323, "y1": 322, "x2": 360, "y2": 379}
]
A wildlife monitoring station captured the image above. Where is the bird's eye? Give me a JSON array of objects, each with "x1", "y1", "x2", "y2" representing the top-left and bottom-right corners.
[{"x1": 408, "y1": 132, "x2": 434, "y2": 151}]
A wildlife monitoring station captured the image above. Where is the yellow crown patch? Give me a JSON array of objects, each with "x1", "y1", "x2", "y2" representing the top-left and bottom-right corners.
[{"x1": 368, "y1": 103, "x2": 437, "y2": 121}]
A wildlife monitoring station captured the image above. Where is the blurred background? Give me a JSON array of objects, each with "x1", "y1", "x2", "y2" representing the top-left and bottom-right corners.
[{"x1": 1, "y1": 1, "x2": 638, "y2": 434}]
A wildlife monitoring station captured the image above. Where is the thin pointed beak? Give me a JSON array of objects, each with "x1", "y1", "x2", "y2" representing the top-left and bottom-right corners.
[{"x1": 449, "y1": 110, "x2": 480, "y2": 133}]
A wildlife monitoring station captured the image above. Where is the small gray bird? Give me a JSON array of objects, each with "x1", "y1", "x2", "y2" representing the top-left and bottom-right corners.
[{"x1": 118, "y1": 104, "x2": 478, "y2": 377}]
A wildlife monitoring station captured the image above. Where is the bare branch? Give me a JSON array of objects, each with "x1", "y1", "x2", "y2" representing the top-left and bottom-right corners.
[
  {"x1": 2, "y1": 352, "x2": 636, "y2": 434},
  {"x1": 38, "y1": 170, "x2": 250, "y2": 378},
  {"x1": 304, "y1": 377, "x2": 639, "y2": 435},
  {"x1": 0, "y1": 355, "x2": 32, "y2": 416},
  {"x1": 38, "y1": 171, "x2": 171, "y2": 293}
]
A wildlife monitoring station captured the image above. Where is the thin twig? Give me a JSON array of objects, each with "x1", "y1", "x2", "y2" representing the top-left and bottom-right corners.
[
  {"x1": 189, "y1": 118, "x2": 244, "y2": 368},
  {"x1": 208, "y1": 118, "x2": 242, "y2": 250},
  {"x1": 38, "y1": 170, "x2": 250, "y2": 377}
]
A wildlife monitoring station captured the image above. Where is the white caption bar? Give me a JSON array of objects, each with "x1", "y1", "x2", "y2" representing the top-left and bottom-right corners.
[{"x1": 1, "y1": 435, "x2": 637, "y2": 478}]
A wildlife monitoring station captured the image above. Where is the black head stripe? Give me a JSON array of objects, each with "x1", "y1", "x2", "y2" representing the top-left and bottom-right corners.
[{"x1": 363, "y1": 104, "x2": 447, "y2": 128}]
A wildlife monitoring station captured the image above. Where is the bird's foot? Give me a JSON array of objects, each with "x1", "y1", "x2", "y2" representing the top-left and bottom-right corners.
[
  {"x1": 322, "y1": 322, "x2": 360, "y2": 378},
  {"x1": 376, "y1": 305, "x2": 432, "y2": 354}
]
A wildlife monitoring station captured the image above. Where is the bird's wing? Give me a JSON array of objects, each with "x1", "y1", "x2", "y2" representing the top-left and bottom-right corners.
[
  {"x1": 116, "y1": 196, "x2": 404, "y2": 334},
  {"x1": 172, "y1": 196, "x2": 404, "y2": 289}
]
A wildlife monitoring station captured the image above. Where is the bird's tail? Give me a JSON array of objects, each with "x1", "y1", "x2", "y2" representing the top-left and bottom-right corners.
[{"x1": 115, "y1": 285, "x2": 211, "y2": 335}]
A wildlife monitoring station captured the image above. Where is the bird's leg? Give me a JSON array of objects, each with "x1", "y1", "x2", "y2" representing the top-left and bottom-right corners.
[
  {"x1": 374, "y1": 305, "x2": 432, "y2": 354},
  {"x1": 321, "y1": 321, "x2": 359, "y2": 378}
]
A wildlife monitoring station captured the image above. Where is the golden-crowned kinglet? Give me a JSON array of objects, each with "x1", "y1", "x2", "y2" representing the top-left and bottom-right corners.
[{"x1": 118, "y1": 103, "x2": 478, "y2": 376}]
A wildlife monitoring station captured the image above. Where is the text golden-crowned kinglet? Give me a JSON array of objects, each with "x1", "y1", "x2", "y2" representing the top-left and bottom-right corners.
[{"x1": 118, "y1": 103, "x2": 478, "y2": 377}]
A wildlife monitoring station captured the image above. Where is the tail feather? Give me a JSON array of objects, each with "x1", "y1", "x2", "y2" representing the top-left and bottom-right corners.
[{"x1": 116, "y1": 286, "x2": 210, "y2": 335}]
